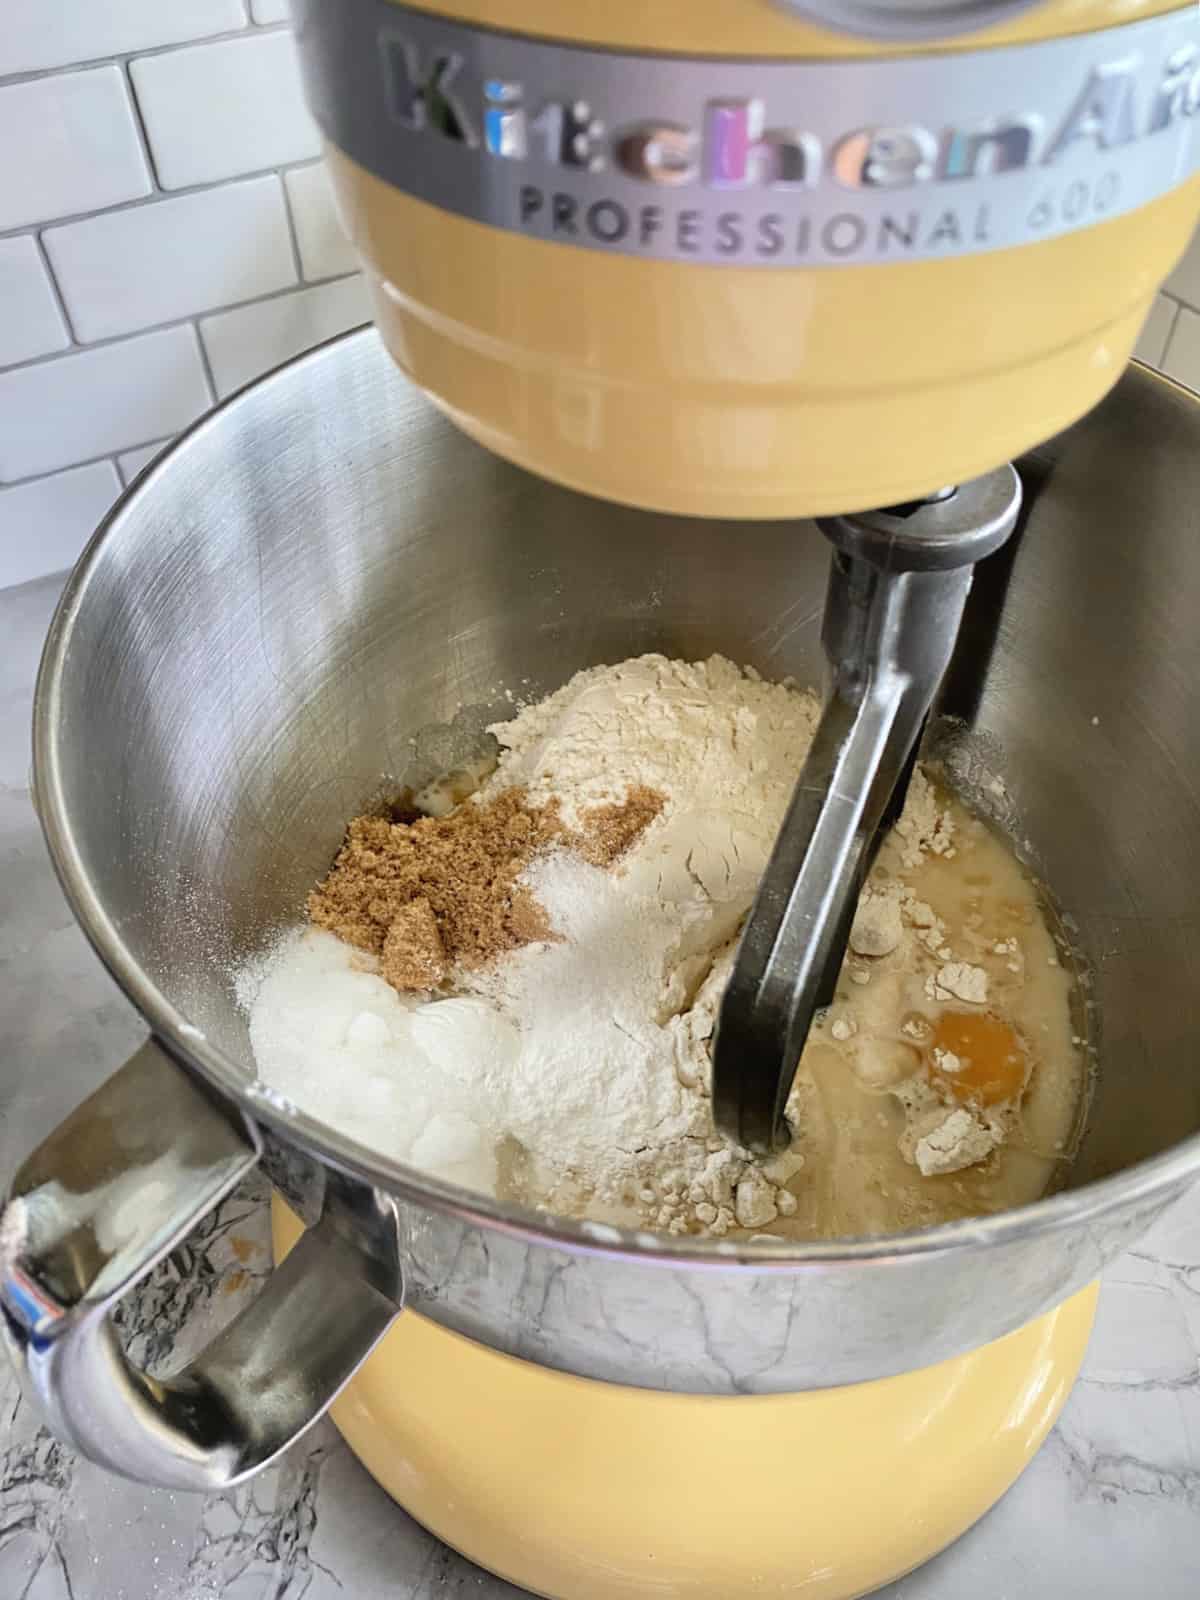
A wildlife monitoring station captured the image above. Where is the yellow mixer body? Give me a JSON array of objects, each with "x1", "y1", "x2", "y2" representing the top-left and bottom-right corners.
[
  {"x1": 276, "y1": 1199, "x2": 1097, "y2": 1600},
  {"x1": 301, "y1": 0, "x2": 1200, "y2": 516}
]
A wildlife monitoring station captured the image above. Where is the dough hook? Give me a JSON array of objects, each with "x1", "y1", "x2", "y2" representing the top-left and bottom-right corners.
[{"x1": 711, "y1": 465, "x2": 1023, "y2": 1152}]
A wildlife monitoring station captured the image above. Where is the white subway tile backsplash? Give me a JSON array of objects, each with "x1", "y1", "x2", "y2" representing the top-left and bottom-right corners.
[
  {"x1": 131, "y1": 32, "x2": 320, "y2": 190},
  {"x1": 0, "y1": 2, "x2": 246, "y2": 77},
  {"x1": 284, "y1": 163, "x2": 357, "y2": 281},
  {"x1": 200, "y1": 273, "x2": 369, "y2": 395},
  {"x1": 0, "y1": 15, "x2": 370, "y2": 583},
  {"x1": 0, "y1": 462, "x2": 120, "y2": 588},
  {"x1": 0, "y1": 239, "x2": 71, "y2": 368},
  {"x1": 1161, "y1": 305, "x2": 1200, "y2": 395},
  {"x1": 0, "y1": 69, "x2": 151, "y2": 232},
  {"x1": 0, "y1": 326, "x2": 210, "y2": 482},
  {"x1": 45, "y1": 177, "x2": 295, "y2": 343},
  {"x1": 117, "y1": 439, "x2": 172, "y2": 484},
  {"x1": 1133, "y1": 294, "x2": 1177, "y2": 370}
]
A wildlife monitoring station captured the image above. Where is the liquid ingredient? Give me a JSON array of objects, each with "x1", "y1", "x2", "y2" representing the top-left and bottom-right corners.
[{"x1": 241, "y1": 654, "x2": 1087, "y2": 1241}]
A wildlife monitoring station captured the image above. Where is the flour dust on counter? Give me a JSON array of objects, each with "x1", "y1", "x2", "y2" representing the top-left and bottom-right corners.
[{"x1": 239, "y1": 652, "x2": 1088, "y2": 1242}]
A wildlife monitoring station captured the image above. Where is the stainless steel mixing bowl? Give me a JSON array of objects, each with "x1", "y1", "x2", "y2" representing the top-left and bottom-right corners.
[{"x1": 4, "y1": 331, "x2": 1200, "y2": 1491}]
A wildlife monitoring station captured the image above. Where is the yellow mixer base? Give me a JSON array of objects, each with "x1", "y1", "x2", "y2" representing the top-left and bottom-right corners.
[{"x1": 274, "y1": 1199, "x2": 1096, "y2": 1599}]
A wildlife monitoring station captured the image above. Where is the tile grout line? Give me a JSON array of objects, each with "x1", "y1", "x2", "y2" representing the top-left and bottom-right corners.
[
  {"x1": 30, "y1": 231, "x2": 80, "y2": 349},
  {"x1": 278, "y1": 168, "x2": 308, "y2": 284},
  {"x1": 1, "y1": 450, "x2": 134, "y2": 493},
  {"x1": 1, "y1": 157, "x2": 323, "y2": 247},
  {"x1": 0, "y1": 269, "x2": 361, "y2": 379},
  {"x1": 192, "y1": 320, "x2": 220, "y2": 406},
  {"x1": 0, "y1": 22, "x2": 292, "y2": 91},
  {"x1": 120, "y1": 57, "x2": 164, "y2": 195}
]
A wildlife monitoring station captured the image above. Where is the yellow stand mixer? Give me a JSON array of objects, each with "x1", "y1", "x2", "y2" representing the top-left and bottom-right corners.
[
  {"x1": 284, "y1": 0, "x2": 1198, "y2": 1590},
  {"x1": 4, "y1": 1, "x2": 1200, "y2": 1596}
]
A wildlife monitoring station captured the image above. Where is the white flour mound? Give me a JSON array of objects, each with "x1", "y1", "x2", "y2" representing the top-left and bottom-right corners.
[{"x1": 242, "y1": 653, "x2": 966, "y2": 1232}]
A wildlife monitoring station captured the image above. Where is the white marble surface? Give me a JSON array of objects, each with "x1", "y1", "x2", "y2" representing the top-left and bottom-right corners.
[{"x1": 1, "y1": 571, "x2": 1198, "y2": 1599}]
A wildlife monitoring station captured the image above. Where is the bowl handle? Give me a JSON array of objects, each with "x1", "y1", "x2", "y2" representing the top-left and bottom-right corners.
[{"x1": 0, "y1": 1039, "x2": 403, "y2": 1490}]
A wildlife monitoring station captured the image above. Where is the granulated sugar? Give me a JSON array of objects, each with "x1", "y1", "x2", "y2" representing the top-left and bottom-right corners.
[{"x1": 241, "y1": 927, "x2": 519, "y2": 1192}]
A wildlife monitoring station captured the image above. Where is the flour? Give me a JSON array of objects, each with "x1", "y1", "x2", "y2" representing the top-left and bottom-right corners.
[
  {"x1": 462, "y1": 654, "x2": 821, "y2": 1231},
  {"x1": 925, "y1": 961, "x2": 989, "y2": 1004},
  {"x1": 849, "y1": 890, "x2": 904, "y2": 957},
  {"x1": 480, "y1": 653, "x2": 815, "y2": 835},
  {"x1": 893, "y1": 769, "x2": 957, "y2": 867},
  {"x1": 468, "y1": 850, "x2": 699, "y2": 1173},
  {"x1": 907, "y1": 1107, "x2": 999, "y2": 1177},
  {"x1": 242, "y1": 651, "x2": 1083, "y2": 1239}
]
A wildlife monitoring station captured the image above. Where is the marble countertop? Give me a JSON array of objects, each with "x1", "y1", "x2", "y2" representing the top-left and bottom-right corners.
[{"x1": 2, "y1": 571, "x2": 1199, "y2": 1599}]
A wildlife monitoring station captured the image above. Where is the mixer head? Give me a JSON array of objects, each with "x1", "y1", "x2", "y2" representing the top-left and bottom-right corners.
[{"x1": 295, "y1": 0, "x2": 1200, "y2": 518}]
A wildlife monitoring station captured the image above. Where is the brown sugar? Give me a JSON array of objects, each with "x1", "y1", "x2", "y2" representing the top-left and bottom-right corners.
[
  {"x1": 381, "y1": 899, "x2": 447, "y2": 991},
  {"x1": 307, "y1": 783, "x2": 664, "y2": 992},
  {"x1": 577, "y1": 784, "x2": 665, "y2": 867}
]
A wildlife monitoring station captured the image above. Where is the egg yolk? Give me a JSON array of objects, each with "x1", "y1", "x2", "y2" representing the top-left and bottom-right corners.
[{"x1": 929, "y1": 1010, "x2": 1028, "y2": 1106}]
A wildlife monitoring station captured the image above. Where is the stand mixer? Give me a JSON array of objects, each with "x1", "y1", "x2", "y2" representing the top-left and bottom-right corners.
[{"x1": 5, "y1": 3, "x2": 1200, "y2": 1598}]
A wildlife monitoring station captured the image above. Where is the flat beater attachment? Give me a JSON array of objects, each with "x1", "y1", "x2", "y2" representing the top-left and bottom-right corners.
[{"x1": 711, "y1": 466, "x2": 1022, "y2": 1152}]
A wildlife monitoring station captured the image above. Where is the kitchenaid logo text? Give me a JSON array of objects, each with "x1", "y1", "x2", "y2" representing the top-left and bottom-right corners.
[
  {"x1": 372, "y1": 30, "x2": 1200, "y2": 263},
  {"x1": 382, "y1": 38, "x2": 1200, "y2": 188},
  {"x1": 295, "y1": 0, "x2": 1200, "y2": 268}
]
